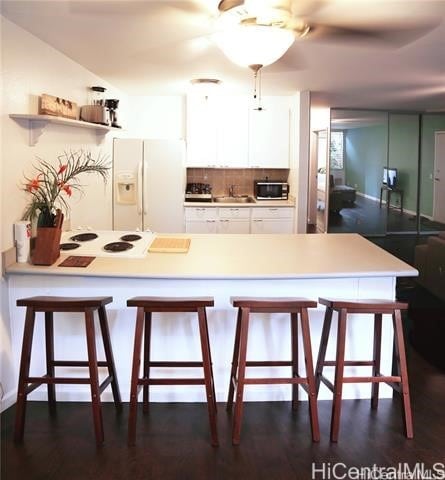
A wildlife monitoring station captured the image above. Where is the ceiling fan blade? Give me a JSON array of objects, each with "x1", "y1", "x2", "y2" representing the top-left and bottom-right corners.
[
  {"x1": 307, "y1": 20, "x2": 441, "y2": 47},
  {"x1": 68, "y1": 0, "x2": 214, "y2": 22},
  {"x1": 290, "y1": 0, "x2": 326, "y2": 18},
  {"x1": 262, "y1": 44, "x2": 307, "y2": 72}
]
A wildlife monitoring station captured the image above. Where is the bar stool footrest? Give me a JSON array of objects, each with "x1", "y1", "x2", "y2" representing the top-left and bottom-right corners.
[
  {"x1": 323, "y1": 360, "x2": 375, "y2": 367},
  {"x1": 147, "y1": 361, "x2": 204, "y2": 367},
  {"x1": 137, "y1": 378, "x2": 206, "y2": 386},
  {"x1": 52, "y1": 360, "x2": 110, "y2": 367},
  {"x1": 245, "y1": 360, "x2": 293, "y2": 367}
]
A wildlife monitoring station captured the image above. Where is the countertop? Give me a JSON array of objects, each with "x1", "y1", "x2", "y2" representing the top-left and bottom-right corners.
[
  {"x1": 6, "y1": 233, "x2": 418, "y2": 280},
  {"x1": 183, "y1": 199, "x2": 295, "y2": 208}
]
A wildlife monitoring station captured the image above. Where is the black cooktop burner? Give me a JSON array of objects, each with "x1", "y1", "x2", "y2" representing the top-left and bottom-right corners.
[
  {"x1": 103, "y1": 241, "x2": 134, "y2": 252},
  {"x1": 60, "y1": 242, "x2": 81, "y2": 251},
  {"x1": 120, "y1": 234, "x2": 142, "y2": 242},
  {"x1": 70, "y1": 233, "x2": 98, "y2": 242}
]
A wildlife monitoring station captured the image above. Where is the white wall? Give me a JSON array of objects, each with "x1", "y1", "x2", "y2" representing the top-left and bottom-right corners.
[
  {"x1": 1, "y1": 16, "x2": 129, "y2": 241},
  {"x1": 0, "y1": 16, "x2": 130, "y2": 409},
  {"x1": 126, "y1": 96, "x2": 185, "y2": 139}
]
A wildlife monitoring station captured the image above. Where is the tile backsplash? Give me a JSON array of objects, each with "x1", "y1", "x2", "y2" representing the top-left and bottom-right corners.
[{"x1": 186, "y1": 168, "x2": 290, "y2": 197}]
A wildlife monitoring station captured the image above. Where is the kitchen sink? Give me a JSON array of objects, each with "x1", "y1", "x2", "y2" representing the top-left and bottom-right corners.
[{"x1": 213, "y1": 196, "x2": 256, "y2": 204}]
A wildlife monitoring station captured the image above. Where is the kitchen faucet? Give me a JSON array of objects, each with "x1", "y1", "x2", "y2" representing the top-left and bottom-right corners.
[{"x1": 229, "y1": 184, "x2": 236, "y2": 197}]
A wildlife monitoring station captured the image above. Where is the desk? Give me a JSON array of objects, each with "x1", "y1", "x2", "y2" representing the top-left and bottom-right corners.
[{"x1": 380, "y1": 185, "x2": 404, "y2": 213}]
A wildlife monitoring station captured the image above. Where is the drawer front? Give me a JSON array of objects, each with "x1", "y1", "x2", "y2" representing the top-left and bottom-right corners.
[
  {"x1": 251, "y1": 219, "x2": 293, "y2": 234},
  {"x1": 218, "y1": 207, "x2": 251, "y2": 219},
  {"x1": 251, "y1": 207, "x2": 294, "y2": 219},
  {"x1": 185, "y1": 219, "x2": 218, "y2": 233},
  {"x1": 184, "y1": 207, "x2": 218, "y2": 220}
]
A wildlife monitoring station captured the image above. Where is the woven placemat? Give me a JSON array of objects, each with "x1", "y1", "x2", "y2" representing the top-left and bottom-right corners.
[
  {"x1": 58, "y1": 256, "x2": 96, "y2": 267},
  {"x1": 148, "y1": 237, "x2": 191, "y2": 253}
]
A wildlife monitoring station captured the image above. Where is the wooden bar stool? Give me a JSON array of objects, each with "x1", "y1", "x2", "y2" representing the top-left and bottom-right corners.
[
  {"x1": 126, "y1": 296, "x2": 218, "y2": 447},
  {"x1": 14, "y1": 296, "x2": 122, "y2": 445},
  {"x1": 227, "y1": 297, "x2": 320, "y2": 445},
  {"x1": 315, "y1": 297, "x2": 413, "y2": 442}
]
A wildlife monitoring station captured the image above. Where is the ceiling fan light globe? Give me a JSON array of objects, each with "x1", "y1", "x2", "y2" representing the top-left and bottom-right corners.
[{"x1": 213, "y1": 24, "x2": 295, "y2": 68}]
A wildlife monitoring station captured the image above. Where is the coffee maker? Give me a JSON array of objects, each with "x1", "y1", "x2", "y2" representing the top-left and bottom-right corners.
[{"x1": 105, "y1": 99, "x2": 121, "y2": 128}]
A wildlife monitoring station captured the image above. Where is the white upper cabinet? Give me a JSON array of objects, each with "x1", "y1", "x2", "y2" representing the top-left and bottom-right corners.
[
  {"x1": 248, "y1": 96, "x2": 290, "y2": 168},
  {"x1": 217, "y1": 96, "x2": 249, "y2": 168},
  {"x1": 186, "y1": 94, "x2": 290, "y2": 169},
  {"x1": 186, "y1": 94, "x2": 219, "y2": 167}
]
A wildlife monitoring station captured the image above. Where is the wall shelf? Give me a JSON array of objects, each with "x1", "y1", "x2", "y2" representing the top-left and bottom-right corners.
[{"x1": 9, "y1": 114, "x2": 122, "y2": 146}]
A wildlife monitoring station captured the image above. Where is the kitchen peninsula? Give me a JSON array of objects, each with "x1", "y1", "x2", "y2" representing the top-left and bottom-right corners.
[{"x1": 6, "y1": 233, "x2": 417, "y2": 404}]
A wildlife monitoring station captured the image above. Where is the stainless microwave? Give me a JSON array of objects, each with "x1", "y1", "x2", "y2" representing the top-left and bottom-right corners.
[{"x1": 254, "y1": 181, "x2": 289, "y2": 200}]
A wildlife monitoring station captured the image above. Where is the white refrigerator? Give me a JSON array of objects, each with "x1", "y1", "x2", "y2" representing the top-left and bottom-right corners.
[{"x1": 113, "y1": 138, "x2": 185, "y2": 232}]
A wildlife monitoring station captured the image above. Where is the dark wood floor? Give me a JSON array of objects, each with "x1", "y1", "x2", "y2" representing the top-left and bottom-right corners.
[
  {"x1": 328, "y1": 195, "x2": 445, "y2": 235},
  {"x1": 2, "y1": 314, "x2": 445, "y2": 480}
]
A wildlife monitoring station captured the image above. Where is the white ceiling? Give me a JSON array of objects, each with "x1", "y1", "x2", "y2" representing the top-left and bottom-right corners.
[{"x1": 1, "y1": 0, "x2": 445, "y2": 111}]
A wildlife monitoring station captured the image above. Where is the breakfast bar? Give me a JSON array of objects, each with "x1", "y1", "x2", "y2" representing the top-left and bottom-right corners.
[{"x1": 6, "y1": 233, "x2": 418, "y2": 404}]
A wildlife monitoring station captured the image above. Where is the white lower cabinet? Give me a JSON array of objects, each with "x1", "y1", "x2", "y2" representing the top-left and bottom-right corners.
[
  {"x1": 251, "y1": 207, "x2": 294, "y2": 234},
  {"x1": 186, "y1": 219, "x2": 218, "y2": 233},
  {"x1": 185, "y1": 206, "x2": 294, "y2": 234},
  {"x1": 218, "y1": 219, "x2": 250, "y2": 233},
  {"x1": 251, "y1": 218, "x2": 293, "y2": 234}
]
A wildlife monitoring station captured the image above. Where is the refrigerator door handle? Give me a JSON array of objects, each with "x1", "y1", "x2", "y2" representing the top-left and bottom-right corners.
[
  {"x1": 143, "y1": 160, "x2": 149, "y2": 215},
  {"x1": 137, "y1": 160, "x2": 143, "y2": 214}
]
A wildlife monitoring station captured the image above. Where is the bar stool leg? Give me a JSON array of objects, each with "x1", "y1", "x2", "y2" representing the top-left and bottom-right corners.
[
  {"x1": 330, "y1": 308, "x2": 347, "y2": 442},
  {"x1": 202, "y1": 309, "x2": 217, "y2": 413},
  {"x1": 392, "y1": 309, "x2": 414, "y2": 438},
  {"x1": 85, "y1": 310, "x2": 104, "y2": 446},
  {"x1": 371, "y1": 313, "x2": 382, "y2": 410},
  {"x1": 315, "y1": 307, "x2": 333, "y2": 394},
  {"x1": 299, "y1": 308, "x2": 320, "y2": 442},
  {"x1": 227, "y1": 307, "x2": 242, "y2": 412},
  {"x1": 14, "y1": 307, "x2": 36, "y2": 442},
  {"x1": 128, "y1": 307, "x2": 145, "y2": 446},
  {"x1": 98, "y1": 306, "x2": 122, "y2": 410},
  {"x1": 197, "y1": 307, "x2": 218, "y2": 446},
  {"x1": 232, "y1": 307, "x2": 250, "y2": 446},
  {"x1": 44, "y1": 311, "x2": 56, "y2": 413},
  {"x1": 290, "y1": 312, "x2": 299, "y2": 410},
  {"x1": 142, "y1": 312, "x2": 152, "y2": 413}
]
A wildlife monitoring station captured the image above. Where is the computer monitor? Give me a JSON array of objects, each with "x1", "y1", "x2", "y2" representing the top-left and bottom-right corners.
[{"x1": 383, "y1": 167, "x2": 398, "y2": 188}]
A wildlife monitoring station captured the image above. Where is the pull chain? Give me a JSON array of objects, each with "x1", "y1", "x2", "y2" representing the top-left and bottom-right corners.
[{"x1": 250, "y1": 64, "x2": 263, "y2": 111}]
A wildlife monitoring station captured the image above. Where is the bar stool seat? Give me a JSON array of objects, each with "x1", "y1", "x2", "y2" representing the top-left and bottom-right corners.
[
  {"x1": 227, "y1": 297, "x2": 320, "y2": 445},
  {"x1": 315, "y1": 297, "x2": 413, "y2": 442},
  {"x1": 14, "y1": 296, "x2": 122, "y2": 445},
  {"x1": 127, "y1": 296, "x2": 218, "y2": 447}
]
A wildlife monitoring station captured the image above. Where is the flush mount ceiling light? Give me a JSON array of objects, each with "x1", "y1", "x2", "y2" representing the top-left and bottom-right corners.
[
  {"x1": 214, "y1": 0, "x2": 310, "y2": 73},
  {"x1": 189, "y1": 78, "x2": 222, "y2": 97}
]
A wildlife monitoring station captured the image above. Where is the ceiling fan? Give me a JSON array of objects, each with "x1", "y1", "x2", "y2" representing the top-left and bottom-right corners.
[{"x1": 212, "y1": 0, "x2": 442, "y2": 73}]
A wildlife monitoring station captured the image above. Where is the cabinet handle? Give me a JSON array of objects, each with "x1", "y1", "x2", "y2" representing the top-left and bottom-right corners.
[
  {"x1": 269, "y1": 208, "x2": 278, "y2": 211},
  {"x1": 206, "y1": 219, "x2": 216, "y2": 223},
  {"x1": 253, "y1": 219, "x2": 263, "y2": 222},
  {"x1": 230, "y1": 208, "x2": 239, "y2": 211},
  {"x1": 220, "y1": 219, "x2": 229, "y2": 223}
]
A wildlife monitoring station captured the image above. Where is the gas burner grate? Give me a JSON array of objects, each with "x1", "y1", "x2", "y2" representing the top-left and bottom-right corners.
[
  {"x1": 70, "y1": 233, "x2": 98, "y2": 242},
  {"x1": 120, "y1": 234, "x2": 142, "y2": 242},
  {"x1": 103, "y1": 241, "x2": 134, "y2": 252},
  {"x1": 60, "y1": 242, "x2": 81, "y2": 251}
]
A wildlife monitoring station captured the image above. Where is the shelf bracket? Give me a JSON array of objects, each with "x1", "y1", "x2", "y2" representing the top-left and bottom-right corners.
[
  {"x1": 29, "y1": 120, "x2": 48, "y2": 146},
  {"x1": 95, "y1": 130, "x2": 108, "y2": 145}
]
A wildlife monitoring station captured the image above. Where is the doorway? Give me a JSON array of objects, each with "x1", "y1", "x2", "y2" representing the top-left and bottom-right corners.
[{"x1": 433, "y1": 131, "x2": 445, "y2": 224}]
